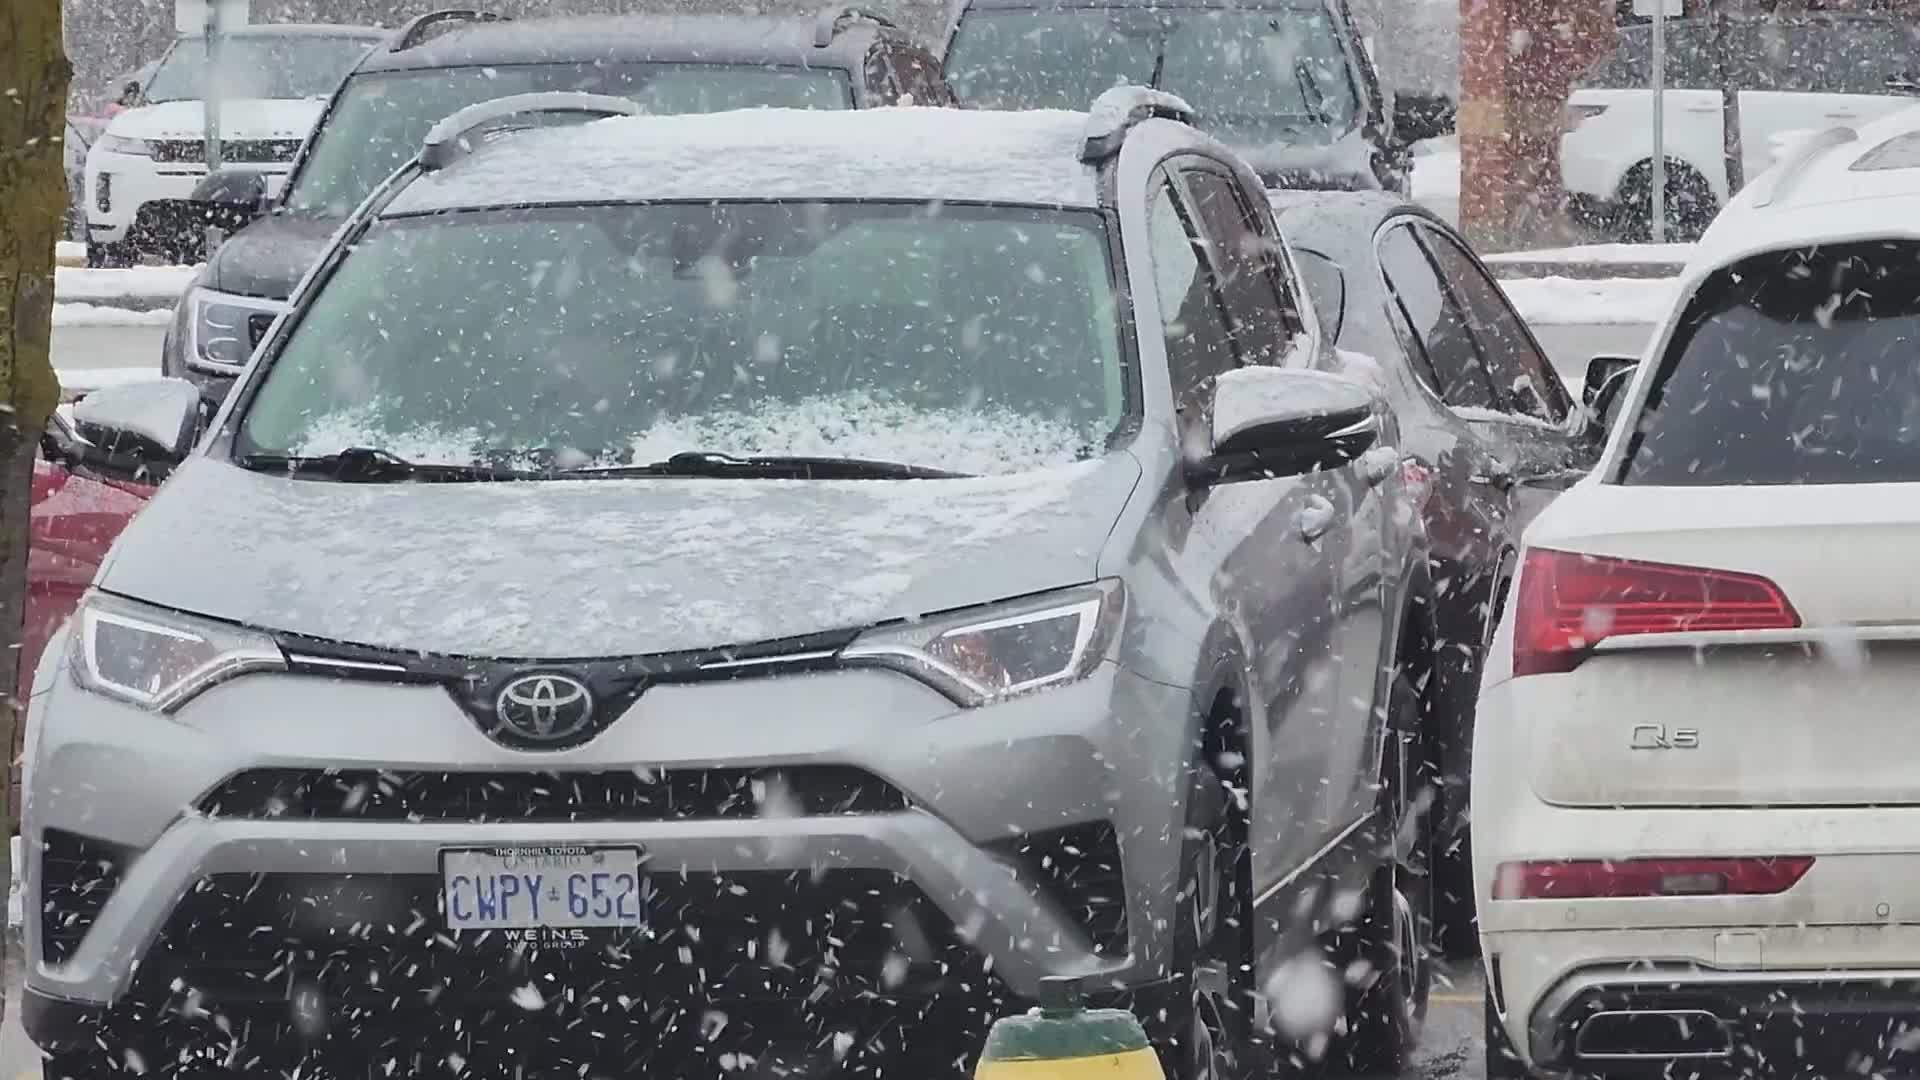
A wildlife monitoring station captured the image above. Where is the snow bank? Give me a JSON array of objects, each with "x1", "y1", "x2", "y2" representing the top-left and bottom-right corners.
[
  {"x1": 1410, "y1": 148, "x2": 1460, "y2": 227},
  {"x1": 1485, "y1": 243, "x2": 1695, "y2": 267},
  {"x1": 1499, "y1": 275, "x2": 1678, "y2": 327},
  {"x1": 58, "y1": 366, "x2": 166, "y2": 399},
  {"x1": 52, "y1": 303, "x2": 175, "y2": 327},
  {"x1": 55, "y1": 264, "x2": 200, "y2": 303}
]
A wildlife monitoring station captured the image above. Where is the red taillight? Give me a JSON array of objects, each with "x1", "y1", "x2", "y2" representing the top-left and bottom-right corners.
[
  {"x1": 1493, "y1": 857, "x2": 1814, "y2": 900},
  {"x1": 1400, "y1": 457, "x2": 1434, "y2": 510},
  {"x1": 1510, "y1": 548, "x2": 1799, "y2": 676}
]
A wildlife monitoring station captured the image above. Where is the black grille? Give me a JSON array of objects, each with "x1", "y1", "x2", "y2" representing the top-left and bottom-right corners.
[
  {"x1": 197, "y1": 766, "x2": 911, "y2": 823},
  {"x1": 150, "y1": 138, "x2": 301, "y2": 164},
  {"x1": 990, "y1": 822, "x2": 1128, "y2": 956},
  {"x1": 40, "y1": 828, "x2": 131, "y2": 965}
]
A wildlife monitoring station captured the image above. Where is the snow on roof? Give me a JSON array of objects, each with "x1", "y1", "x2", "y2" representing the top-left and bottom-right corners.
[{"x1": 387, "y1": 107, "x2": 1103, "y2": 215}]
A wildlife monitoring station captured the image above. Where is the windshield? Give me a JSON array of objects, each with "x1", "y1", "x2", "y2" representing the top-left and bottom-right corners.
[
  {"x1": 1622, "y1": 241, "x2": 1920, "y2": 486},
  {"x1": 238, "y1": 202, "x2": 1130, "y2": 475},
  {"x1": 142, "y1": 33, "x2": 380, "y2": 102},
  {"x1": 283, "y1": 64, "x2": 855, "y2": 215},
  {"x1": 944, "y1": 5, "x2": 1359, "y2": 144}
]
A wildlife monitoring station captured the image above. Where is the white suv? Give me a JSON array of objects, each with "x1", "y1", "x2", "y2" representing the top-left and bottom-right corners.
[
  {"x1": 82, "y1": 24, "x2": 384, "y2": 266},
  {"x1": 1561, "y1": 14, "x2": 1920, "y2": 241},
  {"x1": 1478, "y1": 104, "x2": 1920, "y2": 1078}
]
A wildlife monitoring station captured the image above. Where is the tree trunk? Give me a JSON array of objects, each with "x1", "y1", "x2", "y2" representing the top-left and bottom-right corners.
[{"x1": 1, "y1": 0, "x2": 73, "y2": 977}]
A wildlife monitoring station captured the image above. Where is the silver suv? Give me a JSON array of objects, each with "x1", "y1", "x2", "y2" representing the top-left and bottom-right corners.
[{"x1": 29, "y1": 89, "x2": 1435, "y2": 1080}]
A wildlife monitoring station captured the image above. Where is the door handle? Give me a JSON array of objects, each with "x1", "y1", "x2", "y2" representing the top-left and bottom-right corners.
[
  {"x1": 1295, "y1": 495, "x2": 1337, "y2": 543},
  {"x1": 1826, "y1": 112, "x2": 1859, "y2": 120}
]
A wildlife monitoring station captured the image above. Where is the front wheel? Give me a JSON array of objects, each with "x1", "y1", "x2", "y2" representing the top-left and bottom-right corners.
[{"x1": 1157, "y1": 716, "x2": 1257, "y2": 1080}]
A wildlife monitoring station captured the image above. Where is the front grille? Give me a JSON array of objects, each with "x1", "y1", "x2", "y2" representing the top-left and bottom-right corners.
[
  {"x1": 197, "y1": 766, "x2": 912, "y2": 823},
  {"x1": 150, "y1": 138, "x2": 301, "y2": 164},
  {"x1": 39, "y1": 828, "x2": 132, "y2": 965},
  {"x1": 990, "y1": 822, "x2": 1129, "y2": 956}
]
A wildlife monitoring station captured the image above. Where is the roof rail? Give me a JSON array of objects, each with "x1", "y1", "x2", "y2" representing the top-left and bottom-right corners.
[
  {"x1": 420, "y1": 92, "x2": 641, "y2": 171},
  {"x1": 813, "y1": 5, "x2": 896, "y2": 47},
  {"x1": 391, "y1": 8, "x2": 508, "y2": 52},
  {"x1": 1750, "y1": 125, "x2": 1858, "y2": 208},
  {"x1": 1080, "y1": 86, "x2": 1198, "y2": 162}
]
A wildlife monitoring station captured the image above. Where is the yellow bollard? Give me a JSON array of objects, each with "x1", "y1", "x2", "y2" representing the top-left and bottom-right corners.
[{"x1": 975, "y1": 976, "x2": 1166, "y2": 1080}]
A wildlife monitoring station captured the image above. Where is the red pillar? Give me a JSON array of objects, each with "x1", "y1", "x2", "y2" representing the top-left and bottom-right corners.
[{"x1": 1459, "y1": 0, "x2": 1612, "y2": 246}]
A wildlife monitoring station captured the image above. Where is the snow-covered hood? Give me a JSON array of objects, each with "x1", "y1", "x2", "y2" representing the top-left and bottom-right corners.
[
  {"x1": 107, "y1": 99, "x2": 324, "y2": 142},
  {"x1": 97, "y1": 455, "x2": 1143, "y2": 658},
  {"x1": 1229, "y1": 125, "x2": 1390, "y2": 191}
]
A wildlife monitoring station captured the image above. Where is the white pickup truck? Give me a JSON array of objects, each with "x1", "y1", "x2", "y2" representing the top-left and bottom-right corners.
[{"x1": 1560, "y1": 13, "x2": 1920, "y2": 240}]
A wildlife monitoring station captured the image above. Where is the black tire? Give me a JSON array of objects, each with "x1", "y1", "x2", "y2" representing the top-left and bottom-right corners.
[
  {"x1": 1339, "y1": 672, "x2": 1434, "y2": 1075},
  {"x1": 84, "y1": 241, "x2": 133, "y2": 269},
  {"x1": 42, "y1": 1050, "x2": 116, "y2": 1080},
  {"x1": 1484, "y1": 982, "x2": 1532, "y2": 1080},
  {"x1": 1611, "y1": 160, "x2": 1717, "y2": 243},
  {"x1": 1154, "y1": 699, "x2": 1258, "y2": 1080}
]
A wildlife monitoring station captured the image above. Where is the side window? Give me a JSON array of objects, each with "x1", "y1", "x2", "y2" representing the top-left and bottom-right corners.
[
  {"x1": 1146, "y1": 181, "x2": 1238, "y2": 400},
  {"x1": 1180, "y1": 168, "x2": 1299, "y2": 365},
  {"x1": 1416, "y1": 225, "x2": 1569, "y2": 423},
  {"x1": 1291, "y1": 248, "x2": 1346, "y2": 343},
  {"x1": 1376, "y1": 224, "x2": 1496, "y2": 410}
]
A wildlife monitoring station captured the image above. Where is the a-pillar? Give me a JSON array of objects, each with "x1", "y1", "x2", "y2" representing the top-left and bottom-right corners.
[{"x1": 1459, "y1": 0, "x2": 1612, "y2": 247}]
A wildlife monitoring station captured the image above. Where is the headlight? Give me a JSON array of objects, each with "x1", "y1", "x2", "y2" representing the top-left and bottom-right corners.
[
  {"x1": 185, "y1": 286, "x2": 286, "y2": 373},
  {"x1": 840, "y1": 581, "x2": 1123, "y2": 707},
  {"x1": 96, "y1": 133, "x2": 153, "y2": 157},
  {"x1": 70, "y1": 593, "x2": 284, "y2": 712}
]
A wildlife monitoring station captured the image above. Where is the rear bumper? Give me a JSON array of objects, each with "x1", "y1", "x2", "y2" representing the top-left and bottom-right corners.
[{"x1": 1520, "y1": 961, "x2": 1920, "y2": 1078}]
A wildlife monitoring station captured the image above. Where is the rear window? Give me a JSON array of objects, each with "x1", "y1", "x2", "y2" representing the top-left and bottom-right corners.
[{"x1": 1620, "y1": 240, "x2": 1920, "y2": 486}]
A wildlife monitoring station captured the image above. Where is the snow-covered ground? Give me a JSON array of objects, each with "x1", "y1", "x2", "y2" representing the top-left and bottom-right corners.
[
  {"x1": 54, "y1": 264, "x2": 199, "y2": 305},
  {"x1": 51, "y1": 303, "x2": 173, "y2": 326},
  {"x1": 1484, "y1": 242, "x2": 1695, "y2": 268}
]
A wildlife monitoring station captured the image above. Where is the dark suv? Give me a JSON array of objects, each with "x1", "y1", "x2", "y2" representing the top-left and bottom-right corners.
[
  {"x1": 941, "y1": 0, "x2": 1420, "y2": 192},
  {"x1": 161, "y1": 5, "x2": 955, "y2": 401}
]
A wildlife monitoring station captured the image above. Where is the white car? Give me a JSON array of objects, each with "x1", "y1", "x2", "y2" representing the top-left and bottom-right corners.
[
  {"x1": 83, "y1": 24, "x2": 384, "y2": 266},
  {"x1": 1477, "y1": 104, "x2": 1920, "y2": 1079},
  {"x1": 1561, "y1": 13, "x2": 1920, "y2": 241}
]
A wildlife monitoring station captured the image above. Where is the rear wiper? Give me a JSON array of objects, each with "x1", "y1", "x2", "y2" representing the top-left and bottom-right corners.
[
  {"x1": 570, "y1": 451, "x2": 971, "y2": 480},
  {"x1": 237, "y1": 446, "x2": 531, "y2": 483}
]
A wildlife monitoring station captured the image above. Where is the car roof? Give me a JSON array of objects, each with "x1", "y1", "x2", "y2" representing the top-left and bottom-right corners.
[
  {"x1": 173, "y1": 23, "x2": 386, "y2": 38},
  {"x1": 356, "y1": 14, "x2": 884, "y2": 74},
  {"x1": 1690, "y1": 103, "x2": 1920, "y2": 276},
  {"x1": 384, "y1": 106, "x2": 1101, "y2": 214}
]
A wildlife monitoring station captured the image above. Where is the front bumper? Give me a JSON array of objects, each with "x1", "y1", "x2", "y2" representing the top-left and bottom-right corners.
[{"x1": 23, "y1": 635, "x2": 1194, "y2": 1062}]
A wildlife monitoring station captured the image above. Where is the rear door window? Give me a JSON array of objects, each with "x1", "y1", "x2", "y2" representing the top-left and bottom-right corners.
[{"x1": 1622, "y1": 240, "x2": 1920, "y2": 485}]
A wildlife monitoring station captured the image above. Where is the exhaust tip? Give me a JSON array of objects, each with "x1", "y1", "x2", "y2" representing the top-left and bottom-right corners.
[{"x1": 1574, "y1": 1009, "x2": 1733, "y2": 1061}]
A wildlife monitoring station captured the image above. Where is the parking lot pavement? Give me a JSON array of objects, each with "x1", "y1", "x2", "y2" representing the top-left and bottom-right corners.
[{"x1": 0, "y1": 955, "x2": 1489, "y2": 1080}]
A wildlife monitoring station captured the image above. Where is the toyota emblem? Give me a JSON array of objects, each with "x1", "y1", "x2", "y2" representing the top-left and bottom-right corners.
[{"x1": 494, "y1": 673, "x2": 596, "y2": 743}]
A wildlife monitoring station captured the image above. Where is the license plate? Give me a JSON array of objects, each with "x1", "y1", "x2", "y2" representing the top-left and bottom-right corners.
[{"x1": 441, "y1": 846, "x2": 643, "y2": 931}]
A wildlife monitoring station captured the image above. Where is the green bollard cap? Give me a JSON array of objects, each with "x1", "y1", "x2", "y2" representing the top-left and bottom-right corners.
[{"x1": 978, "y1": 977, "x2": 1152, "y2": 1063}]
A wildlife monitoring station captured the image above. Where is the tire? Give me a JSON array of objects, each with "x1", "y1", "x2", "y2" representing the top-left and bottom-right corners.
[
  {"x1": 42, "y1": 1050, "x2": 116, "y2": 1080},
  {"x1": 1484, "y1": 982, "x2": 1532, "y2": 1080},
  {"x1": 84, "y1": 241, "x2": 132, "y2": 269},
  {"x1": 1153, "y1": 700, "x2": 1258, "y2": 1080},
  {"x1": 1611, "y1": 160, "x2": 1717, "y2": 243},
  {"x1": 1338, "y1": 672, "x2": 1434, "y2": 1075}
]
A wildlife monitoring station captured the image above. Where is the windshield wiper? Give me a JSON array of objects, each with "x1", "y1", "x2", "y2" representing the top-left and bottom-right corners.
[
  {"x1": 238, "y1": 446, "x2": 531, "y2": 483},
  {"x1": 571, "y1": 451, "x2": 971, "y2": 480}
]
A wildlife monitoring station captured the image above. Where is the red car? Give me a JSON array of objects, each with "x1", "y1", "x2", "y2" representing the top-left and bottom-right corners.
[{"x1": 13, "y1": 410, "x2": 157, "y2": 817}]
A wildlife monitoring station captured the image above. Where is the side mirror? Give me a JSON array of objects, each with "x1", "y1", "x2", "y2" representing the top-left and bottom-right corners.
[
  {"x1": 70, "y1": 377, "x2": 201, "y2": 484},
  {"x1": 1392, "y1": 92, "x2": 1456, "y2": 145},
  {"x1": 1188, "y1": 368, "x2": 1380, "y2": 486},
  {"x1": 1887, "y1": 73, "x2": 1920, "y2": 96},
  {"x1": 190, "y1": 167, "x2": 270, "y2": 232},
  {"x1": 1580, "y1": 354, "x2": 1639, "y2": 443},
  {"x1": 117, "y1": 80, "x2": 144, "y2": 108}
]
